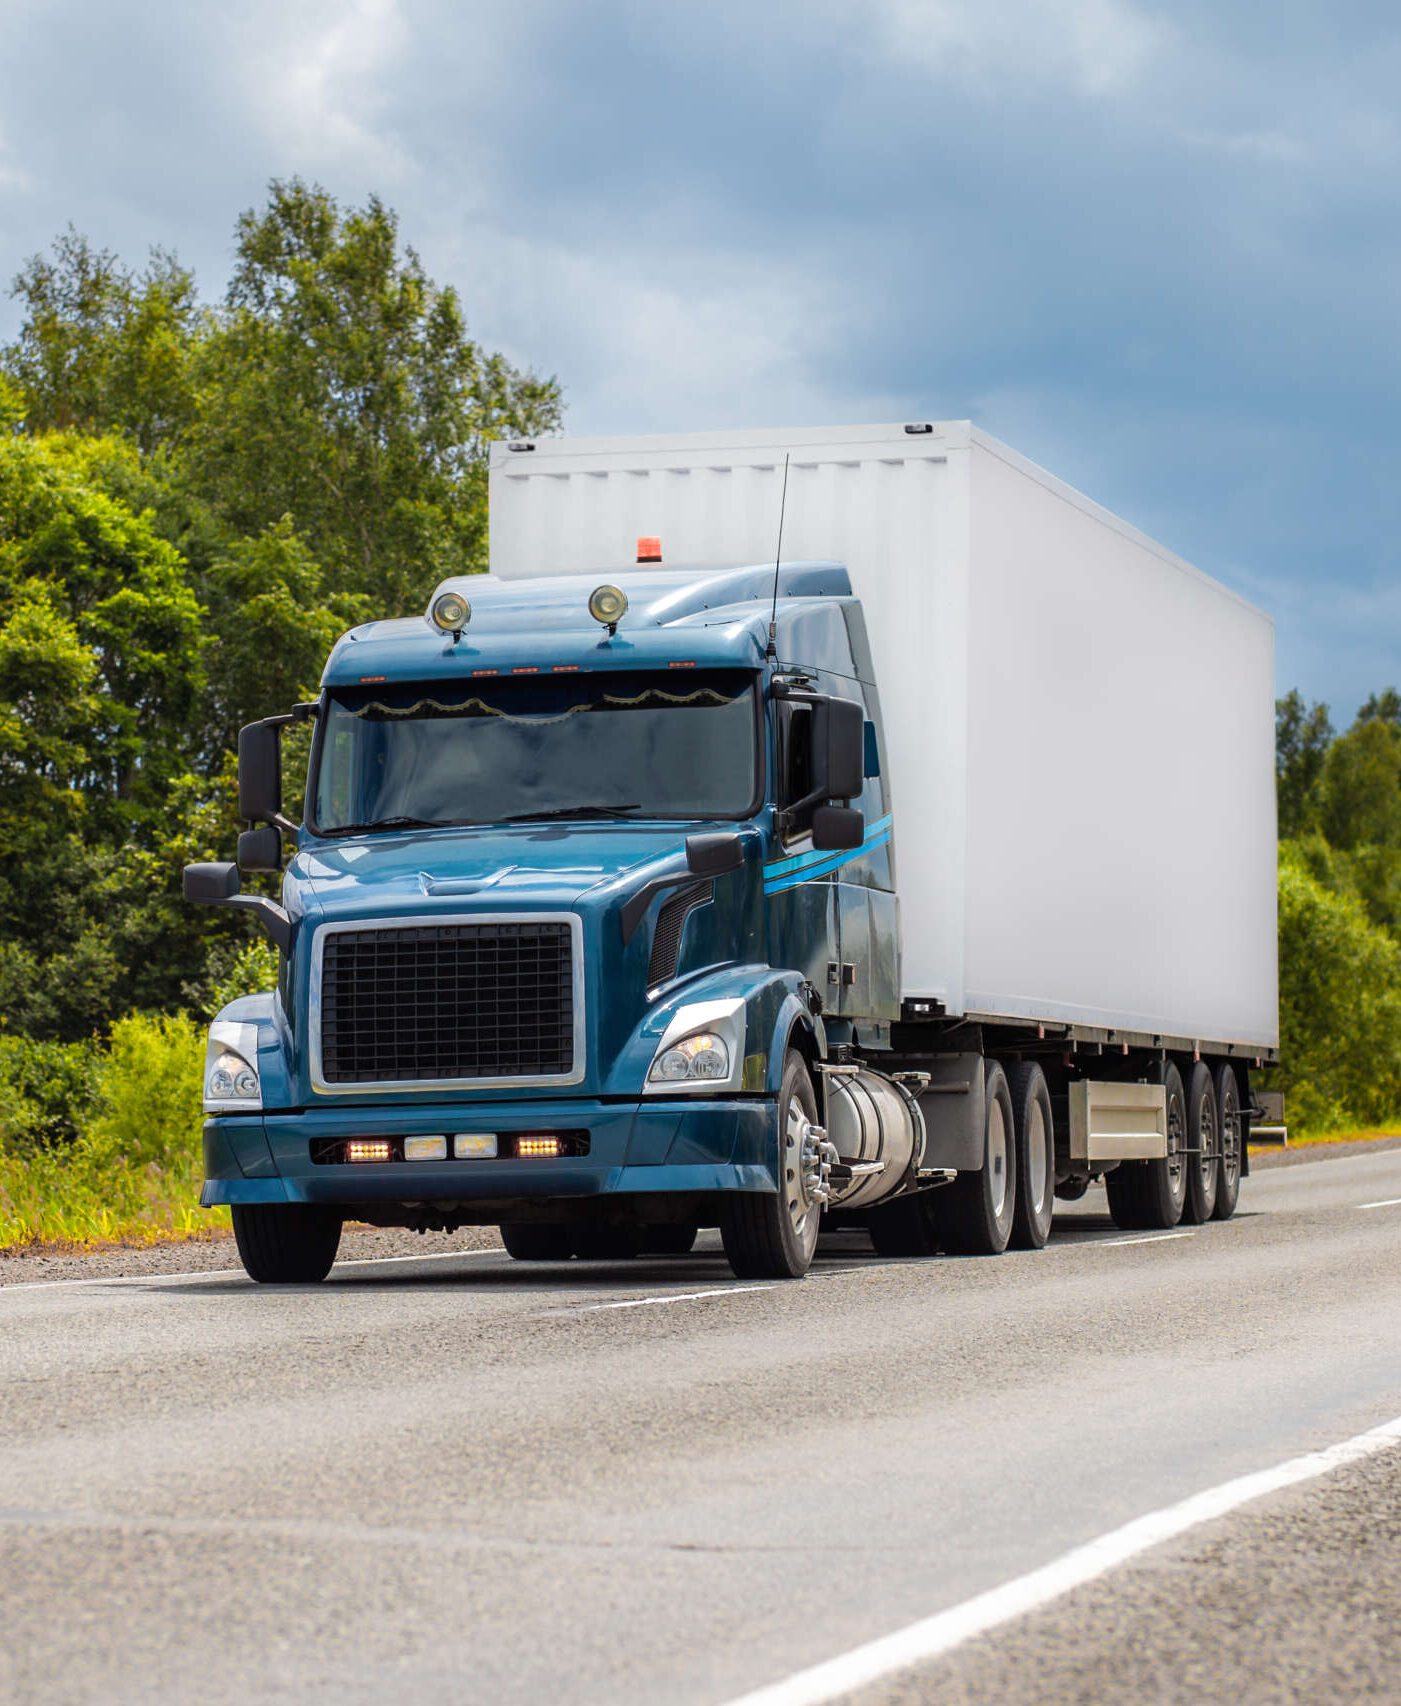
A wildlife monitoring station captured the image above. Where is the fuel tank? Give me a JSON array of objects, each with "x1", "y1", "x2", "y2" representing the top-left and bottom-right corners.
[{"x1": 824, "y1": 1069, "x2": 925, "y2": 1210}]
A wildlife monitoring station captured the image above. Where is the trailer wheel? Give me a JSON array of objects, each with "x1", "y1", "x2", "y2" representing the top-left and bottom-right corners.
[
  {"x1": 937, "y1": 1060, "x2": 1017, "y2": 1255},
  {"x1": 720, "y1": 1050, "x2": 823, "y2": 1279},
  {"x1": 1105, "y1": 1061, "x2": 1187, "y2": 1230},
  {"x1": 867, "y1": 1190, "x2": 941, "y2": 1257},
  {"x1": 1181, "y1": 1061, "x2": 1220, "y2": 1225},
  {"x1": 1212, "y1": 1064, "x2": 1243, "y2": 1220},
  {"x1": 642, "y1": 1224, "x2": 700, "y2": 1255},
  {"x1": 500, "y1": 1223, "x2": 573, "y2": 1261},
  {"x1": 1007, "y1": 1062, "x2": 1055, "y2": 1249},
  {"x1": 573, "y1": 1225, "x2": 644, "y2": 1260},
  {"x1": 231, "y1": 1204, "x2": 342, "y2": 1283}
]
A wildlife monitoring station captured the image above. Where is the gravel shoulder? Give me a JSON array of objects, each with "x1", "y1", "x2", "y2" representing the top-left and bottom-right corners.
[{"x1": 0, "y1": 1221, "x2": 501, "y2": 1286}]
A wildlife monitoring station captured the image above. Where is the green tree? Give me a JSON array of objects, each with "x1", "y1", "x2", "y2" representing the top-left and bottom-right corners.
[
  {"x1": 188, "y1": 180, "x2": 562, "y2": 611},
  {"x1": 1275, "y1": 689, "x2": 1333, "y2": 838},
  {"x1": 3, "y1": 229, "x2": 203, "y2": 452},
  {"x1": 1318, "y1": 716, "x2": 1401, "y2": 852}
]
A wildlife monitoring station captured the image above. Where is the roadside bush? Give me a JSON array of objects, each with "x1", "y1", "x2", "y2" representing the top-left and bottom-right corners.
[
  {"x1": 0, "y1": 1034, "x2": 101, "y2": 1155},
  {"x1": 1276, "y1": 847, "x2": 1401, "y2": 1133}
]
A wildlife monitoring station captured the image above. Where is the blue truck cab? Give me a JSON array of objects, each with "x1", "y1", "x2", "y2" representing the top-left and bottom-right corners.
[{"x1": 186, "y1": 563, "x2": 935, "y2": 1281}]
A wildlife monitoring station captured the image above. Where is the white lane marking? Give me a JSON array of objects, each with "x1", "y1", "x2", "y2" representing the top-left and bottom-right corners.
[
  {"x1": 715, "y1": 1410, "x2": 1401, "y2": 1706},
  {"x1": 1097, "y1": 1231, "x2": 1195, "y2": 1248},
  {"x1": 0, "y1": 1247, "x2": 508, "y2": 1295},
  {"x1": 543, "y1": 1284, "x2": 774, "y2": 1316},
  {"x1": 1359, "y1": 1197, "x2": 1401, "y2": 1209}
]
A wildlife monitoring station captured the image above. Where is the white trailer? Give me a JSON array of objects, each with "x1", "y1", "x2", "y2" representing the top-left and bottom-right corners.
[{"x1": 491, "y1": 420, "x2": 1278, "y2": 1055}]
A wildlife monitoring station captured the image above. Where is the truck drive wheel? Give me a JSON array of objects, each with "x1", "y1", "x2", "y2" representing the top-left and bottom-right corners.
[
  {"x1": 867, "y1": 1189, "x2": 941, "y2": 1257},
  {"x1": 231, "y1": 1204, "x2": 342, "y2": 1284},
  {"x1": 1105, "y1": 1061, "x2": 1188, "y2": 1230},
  {"x1": 1181, "y1": 1061, "x2": 1220, "y2": 1225},
  {"x1": 937, "y1": 1060, "x2": 1017, "y2": 1255},
  {"x1": 500, "y1": 1224, "x2": 574, "y2": 1261},
  {"x1": 1212, "y1": 1063, "x2": 1243, "y2": 1220},
  {"x1": 720, "y1": 1050, "x2": 823, "y2": 1279},
  {"x1": 1007, "y1": 1061, "x2": 1055, "y2": 1249},
  {"x1": 642, "y1": 1224, "x2": 700, "y2": 1255}
]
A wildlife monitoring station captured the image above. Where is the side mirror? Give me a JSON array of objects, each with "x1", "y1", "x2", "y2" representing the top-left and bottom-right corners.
[
  {"x1": 238, "y1": 825, "x2": 284, "y2": 873},
  {"x1": 238, "y1": 721, "x2": 282, "y2": 825},
  {"x1": 814, "y1": 696, "x2": 865, "y2": 802},
  {"x1": 686, "y1": 832, "x2": 744, "y2": 878},
  {"x1": 811, "y1": 806, "x2": 864, "y2": 851},
  {"x1": 184, "y1": 861, "x2": 241, "y2": 903}
]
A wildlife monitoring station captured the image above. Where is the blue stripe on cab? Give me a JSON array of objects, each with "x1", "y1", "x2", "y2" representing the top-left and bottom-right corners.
[{"x1": 763, "y1": 824, "x2": 893, "y2": 894}]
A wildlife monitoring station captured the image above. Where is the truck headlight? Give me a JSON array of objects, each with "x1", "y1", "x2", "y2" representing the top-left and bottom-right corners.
[
  {"x1": 209, "y1": 1051, "x2": 259, "y2": 1100},
  {"x1": 648, "y1": 1032, "x2": 730, "y2": 1084},
  {"x1": 642, "y1": 998, "x2": 745, "y2": 1094},
  {"x1": 204, "y1": 1020, "x2": 263, "y2": 1112}
]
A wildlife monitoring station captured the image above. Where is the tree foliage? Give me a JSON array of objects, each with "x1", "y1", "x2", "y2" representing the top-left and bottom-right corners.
[{"x1": 0, "y1": 182, "x2": 562, "y2": 1048}]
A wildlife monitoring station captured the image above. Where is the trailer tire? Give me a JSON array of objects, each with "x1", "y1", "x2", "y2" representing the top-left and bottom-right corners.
[
  {"x1": 1212, "y1": 1064, "x2": 1243, "y2": 1220},
  {"x1": 642, "y1": 1224, "x2": 699, "y2": 1255},
  {"x1": 1007, "y1": 1061, "x2": 1055, "y2": 1249},
  {"x1": 500, "y1": 1223, "x2": 574, "y2": 1261},
  {"x1": 1181, "y1": 1061, "x2": 1220, "y2": 1225},
  {"x1": 1105, "y1": 1061, "x2": 1188, "y2": 1230},
  {"x1": 720, "y1": 1050, "x2": 822, "y2": 1279},
  {"x1": 937, "y1": 1060, "x2": 1017, "y2": 1256},
  {"x1": 867, "y1": 1190, "x2": 941, "y2": 1257},
  {"x1": 231, "y1": 1204, "x2": 342, "y2": 1283},
  {"x1": 572, "y1": 1225, "x2": 644, "y2": 1260}
]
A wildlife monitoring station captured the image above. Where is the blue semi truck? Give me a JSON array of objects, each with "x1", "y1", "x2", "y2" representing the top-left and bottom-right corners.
[{"x1": 185, "y1": 424, "x2": 1278, "y2": 1282}]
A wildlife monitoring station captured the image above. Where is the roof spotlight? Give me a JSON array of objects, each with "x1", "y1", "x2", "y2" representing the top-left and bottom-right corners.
[
  {"x1": 430, "y1": 591, "x2": 471, "y2": 634},
  {"x1": 588, "y1": 584, "x2": 628, "y2": 635}
]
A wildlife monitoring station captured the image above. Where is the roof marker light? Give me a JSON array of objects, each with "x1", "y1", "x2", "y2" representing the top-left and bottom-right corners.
[
  {"x1": 636, "y1": 537, "x2": 662, "y2": 563},
  {"x1": 589, "y1": 585, "x2": 629, "y2": 634},
  {"x1": 430, "y1": 591, "x2": 470, "y2": 634}
]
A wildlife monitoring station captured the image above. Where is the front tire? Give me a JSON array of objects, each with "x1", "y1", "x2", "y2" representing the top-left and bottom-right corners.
[
  {"x1": 232, "y1": 1204, "x2": 342, "y2": 1284},
  {"x1": 720, "y1": 1050, "x2": 823, "y2": 1279}
]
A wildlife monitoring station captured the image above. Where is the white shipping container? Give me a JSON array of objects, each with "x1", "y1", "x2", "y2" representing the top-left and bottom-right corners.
[{"x1": 490, "y1": 423, "x2": 1278, "y2": 1052}]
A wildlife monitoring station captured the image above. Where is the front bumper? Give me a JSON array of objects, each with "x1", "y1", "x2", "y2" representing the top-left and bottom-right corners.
[{"x1": 202, "y1": 1096, "x2": 778, "y2": 1207}]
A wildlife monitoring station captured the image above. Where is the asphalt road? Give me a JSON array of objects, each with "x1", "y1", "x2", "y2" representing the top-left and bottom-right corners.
[{"x1": 3, "y1": 1148, "x2": 1401, "y2": 1706}]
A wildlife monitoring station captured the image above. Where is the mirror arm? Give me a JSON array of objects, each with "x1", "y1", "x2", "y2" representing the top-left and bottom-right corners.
[{"x1": 216, "y1": 894, "x2": 293, "y2": 954}]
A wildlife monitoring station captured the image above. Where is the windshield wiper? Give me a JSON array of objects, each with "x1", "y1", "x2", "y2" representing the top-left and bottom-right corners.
[
  {"x1": 319, "y1": 816, "x2": 467, "y2": 837},
  {"x1": 501, "y1": 804, "x2": 642, "y2": 823}
]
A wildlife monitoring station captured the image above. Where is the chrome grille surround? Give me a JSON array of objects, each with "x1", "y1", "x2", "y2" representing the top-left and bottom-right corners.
[{"x1": 309, "y1": 912, "x2": 586, "y2": 1094}]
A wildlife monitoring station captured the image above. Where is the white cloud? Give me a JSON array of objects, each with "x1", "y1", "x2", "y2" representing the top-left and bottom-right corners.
[
  {"x1": 225, "y1": 0, "x2": 413, "y2": 181},
  {"x1": 865, "y1": 0, "x2": 1170, "y2": 97}
]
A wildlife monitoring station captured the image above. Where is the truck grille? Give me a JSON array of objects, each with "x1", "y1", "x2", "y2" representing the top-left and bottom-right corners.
[{"x1": 318, "y1": 920, "x2": 577, "y2": 1085}]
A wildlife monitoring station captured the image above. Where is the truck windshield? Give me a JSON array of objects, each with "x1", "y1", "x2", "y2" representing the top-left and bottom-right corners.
[{"x1": 311, "y1": 670, "x2": 759, "y2": 833}]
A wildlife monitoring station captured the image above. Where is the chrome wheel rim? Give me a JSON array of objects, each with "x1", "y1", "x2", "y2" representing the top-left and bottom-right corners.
[
  {"x1": 782, "y1": 1096, "x2": 823, "y2": 1258},
  {"x1": 1166, "y1": 1090, "x2": 1186, "y2": 1205},
  {"x1": 988, "y1": 1099, "x2": 1009, "y2": 1218},
  {"x1": 1028, "y1": 1101, "x2": 1049, "y2": 1211},
  {"x1": 1221, "y1": 1086, "x2": 1241, "y2": 1190}
]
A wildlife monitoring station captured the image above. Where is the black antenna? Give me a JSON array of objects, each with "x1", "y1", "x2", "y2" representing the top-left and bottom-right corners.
[{"x1": 765, "y1": 453, "x2": 791, "y2": 661}]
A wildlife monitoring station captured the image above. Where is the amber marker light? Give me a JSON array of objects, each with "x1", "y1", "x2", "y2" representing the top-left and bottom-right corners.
[
  {"x1": 346, "y1": 1139, "x2": 393, "y2": 1163},
  {"x1": 517, "y1": 1136, "x2": 561, "y2": 1158}
]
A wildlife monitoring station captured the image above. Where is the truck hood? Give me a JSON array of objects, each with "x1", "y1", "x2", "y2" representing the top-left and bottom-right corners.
[{"x1": 290, "y1": 822, "x2": 705, "y2": 923}]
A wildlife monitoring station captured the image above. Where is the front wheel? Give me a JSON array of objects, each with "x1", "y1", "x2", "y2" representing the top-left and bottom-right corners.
[
  {"x1": 232, "y1": 1204, "x2": 342, "y2": 1284},
  {"x1": 720, "y1": 1050, "x2": 823, "y2": 1279}
]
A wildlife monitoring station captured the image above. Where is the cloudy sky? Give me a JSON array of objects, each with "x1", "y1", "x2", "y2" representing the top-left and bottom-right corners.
[{"x1": 2, "y1": 0, "x2": 1398, "y2": 717}]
